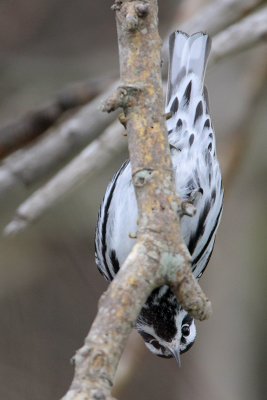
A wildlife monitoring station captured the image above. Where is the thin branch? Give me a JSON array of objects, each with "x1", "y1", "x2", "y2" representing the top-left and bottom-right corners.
[
  {"x1": 162, "y1": 0, "x2": 265, "y2": 61},
  {"x1": 209, "y1": 6, "x2": 267, "y2": 65},
  {"x1": 61, "y1": 1, "x2": 210, "y2": 398},
  {"x1": 220, "y1": 49, "x2": 267, "y2": 188},
  {"x1": 5, "y1": 13, "x2": 267, "y2": 235},
  {"x1": 0, "y1": 0, "x2": 263, "y2": 199},
  {"x1": 181, "y1": 0, "x2": 264, "y2": 35},
  {"x1": 4, "y1": 121, "x2": 126, "y2": 235},
  {"x1": 0, "y1": 79, "x2": 109, "y2": 160},
  {"x1": 0, "y1": 81, "x2": 119, "y2": 198}
]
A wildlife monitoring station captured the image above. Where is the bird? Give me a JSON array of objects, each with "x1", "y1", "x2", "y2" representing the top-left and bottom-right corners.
[{"x1": 95, "y1": 31, "x2": 223, "y2": 364}]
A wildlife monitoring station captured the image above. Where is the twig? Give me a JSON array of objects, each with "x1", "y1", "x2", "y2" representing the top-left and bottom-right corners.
[
  {"x1": 220, "y1": 49, "x2": 267, "y2": 188},
  {"x1": 61, "y1": 1, "x2": 211, "y2": 399},
  {"x1": 209, "y1": 6, "x2": 267, "y2": 65},
  {"x1": 0, "y1": 0, "x2": 263, "y2": 199},
  {"x1": 0, "y1": 79, "x2": 109, "y2": 160},
  {"x1": 5, "y1": 12, "x2": 267, "y2": 235},
  {"x1": 181, "y1": 0, "x2": 264, "y2": 35},
  {"x1": 0, "y1": 81, "x2": 119, "y2": 198},
  {"x1": 162, "y1": 0, "x2": 265, "y2": 62},
  {"x1": 4, "y1": 121, "x2": 126, "y2": 236}
]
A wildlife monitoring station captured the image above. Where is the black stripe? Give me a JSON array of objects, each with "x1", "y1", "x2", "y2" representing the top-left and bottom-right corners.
[
  {"x1": 100, "y1": 160, "x2": 129, "y2": 281},
  {"x1": 204, "y1": 119, "x2": 210, "y2": 129},
  {"x1": 192, "y1": 202, "x2": 223, "y2": 267},
  {"x1": 180, "y1": 340, "x2": 194, "y2": 354},
  {"x1": 195, "y1": 241, "x2": 215, "y2": 279},
  {"x1": 176, "y1": 119, "x2": 183, "y2": 129},
  {"x1": 189, "y1": 134, "x2": 194, "y2": 146},
  {"x1": 188, "y1": 199, "x2": 211, "y2": 255},
  {"x1": 110, "y1": 249, "x2": 120, "y2": 274},
  {"x1": 182, "y1": 81, "x2": 192, "y2": 107},
  {"x1": 170, "y1": 97, "x2": 179, "y2": 114},
  {"x1": 211, "y1": 188, "x2": 216, "y2": 203},
  {"x1": 194, "y1": 101, "x2": 203, "y2": 125}
]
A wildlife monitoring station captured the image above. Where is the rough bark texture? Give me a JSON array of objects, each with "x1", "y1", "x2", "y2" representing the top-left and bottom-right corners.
[{"x1": 61, "y1": 1, "x2": 211, "y2": 399}]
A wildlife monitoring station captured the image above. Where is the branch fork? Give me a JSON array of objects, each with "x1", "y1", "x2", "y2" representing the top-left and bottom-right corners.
[
  {"x1": 112, "y1": 0, "x2": 149, "y2": 31},
  {"x1": 102, "y1": 86, "x2": 142, "y2": 113}
]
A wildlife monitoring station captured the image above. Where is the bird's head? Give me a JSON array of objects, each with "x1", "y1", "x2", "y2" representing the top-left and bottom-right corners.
[{"x1": 136, "y1": 286, "x2": 196, "y2": 364}]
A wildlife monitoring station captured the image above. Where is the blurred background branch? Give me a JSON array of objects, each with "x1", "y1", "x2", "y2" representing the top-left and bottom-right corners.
[
  {"x1": 4, "y1": 120, "x2": 125, "y2": 235},
  {"x1": 209, "y1": 6, "x2": 267, "y2": 65},
  {"x1": 221, "y1": 50, "x2": 267, "y2": 188},
  {"x1": 0, "y1": 78, "x2": 111, "y2": 159},
  {"x1": 180, "y1": 0, "x2": 265, "y2": 34},
  {"x1": 0, "y1": 81, "x2": 118, "y2": 197}
]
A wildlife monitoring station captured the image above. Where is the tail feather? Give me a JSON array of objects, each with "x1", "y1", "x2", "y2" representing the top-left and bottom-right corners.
[{"x1": 167, "y1": 31, "x2": 211, "y2": 104}]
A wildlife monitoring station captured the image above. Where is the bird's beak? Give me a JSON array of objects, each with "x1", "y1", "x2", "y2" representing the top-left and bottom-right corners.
[{"x1": 171, "y1": 348, "x2": 181, "y2": 367}]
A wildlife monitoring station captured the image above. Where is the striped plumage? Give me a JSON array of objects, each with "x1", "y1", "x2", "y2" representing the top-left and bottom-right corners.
[{"x1": 95, "y1": 31, "x2": 223, "y2": 361}]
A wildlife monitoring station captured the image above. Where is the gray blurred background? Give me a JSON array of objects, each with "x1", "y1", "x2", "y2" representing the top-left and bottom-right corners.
[{"x1": 0, "y1": 1, "x2": 266, "y2": 399}]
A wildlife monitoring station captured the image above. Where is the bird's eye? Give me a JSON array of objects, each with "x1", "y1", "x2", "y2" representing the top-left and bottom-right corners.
[
  {"x1": 151, "y1": 340, "x2": 161, "y2": 350},
  {"x1": 182, "y1": 325, "x2": 190, "y2": 337}
]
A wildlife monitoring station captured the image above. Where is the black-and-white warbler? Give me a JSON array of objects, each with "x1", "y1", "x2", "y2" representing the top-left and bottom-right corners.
[{"x1": 95, "y1": 31, "x2": 223, "y2": 363}]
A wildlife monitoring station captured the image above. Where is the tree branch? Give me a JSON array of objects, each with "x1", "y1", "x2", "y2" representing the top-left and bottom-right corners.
[
  {"x1": 4, "y1": 121, "x2": 125, "y2": 236},
  {"x1": 219, "y1": 49, "x2": 267, "y2": 188},
  {"x1": 61, "y1": 1, "x2": 210, "y2": 398},
  {"x1": 209, "y1": 6, "x2": 267, "y2": 65},
  {"x1": 181, "y1": 0, "x2": 264, "y2": 35},
  {"x1": 0, "y1": 79, "x2": 109, "y2": 160},
  {"x1": 162, "y1": 0, "x2": 265, "y2": 61},
  {"x1": 0, "y1": 81, "x2": 119, "y2": 198}
]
